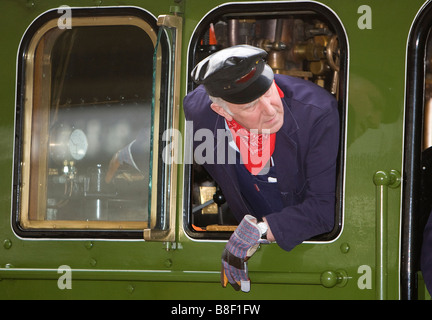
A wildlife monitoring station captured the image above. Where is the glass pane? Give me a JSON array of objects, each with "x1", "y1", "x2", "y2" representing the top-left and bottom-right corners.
[
  {"x1": 145, "y1": 17, "x2": 181, "y2": 240},
  {"x1": 20, "y1": 17, "x2": 158, "y2": 230}
]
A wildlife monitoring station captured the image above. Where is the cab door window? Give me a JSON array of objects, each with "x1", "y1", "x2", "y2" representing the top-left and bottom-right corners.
[{"x1": 13, "y1": 7, "x2": 173, "y2": 238}]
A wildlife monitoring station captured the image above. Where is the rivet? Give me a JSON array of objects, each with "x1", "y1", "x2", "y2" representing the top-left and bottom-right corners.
[
  {"x1": 320, "y1": 270, "x2": 338, "y2": 288},
  {"x1": 90, "y1": 258, "x2": 97, "y2": 267},
  {"x1": 3, "y1": 239, "x2": 12, "y2": 249},
  {"x1": 340, "y1": 242, "x2": 350, "y2": 254},
  {"x1": 84, "y1": 241, "x2": 93, "y2": 250},
  {"x1": 26, "y1": 0, "x2": 35, "y2": 8},
  {"x1": 164, "y1": 259, "x2": 173, "y2": 268}
]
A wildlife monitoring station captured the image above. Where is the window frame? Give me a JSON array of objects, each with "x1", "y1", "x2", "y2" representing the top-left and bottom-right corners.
[
  {"x1": 403, "y1": 1, "x2": 432, "y2": 300},
  {"x1": 12, "y1": 7, "x2": 167, "y2": 239},
  {"x1": 183, "y1": 2, "x2": 348, "y2": 242}
]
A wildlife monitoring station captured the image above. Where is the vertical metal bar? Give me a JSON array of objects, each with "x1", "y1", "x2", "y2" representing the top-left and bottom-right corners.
[{"x1": 373, "y1": 170, "x2": 401, "y2": 300}]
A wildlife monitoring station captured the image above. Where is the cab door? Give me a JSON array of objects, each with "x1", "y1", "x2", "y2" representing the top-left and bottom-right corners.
[
  {"x1": 180, "y1": 1, "x2": 350, "y2": 299},
  {"x1": 4, "y1": 5, "x2": 185, "y2": 299}
]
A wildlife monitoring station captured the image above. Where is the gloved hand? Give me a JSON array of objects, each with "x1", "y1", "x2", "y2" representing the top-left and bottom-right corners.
[{"x1": 221, "y1": 215, "x2": 268, "y2": 292}]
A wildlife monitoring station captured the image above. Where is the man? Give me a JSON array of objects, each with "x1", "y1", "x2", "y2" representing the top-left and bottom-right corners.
[{"x1": 183, "y1": 45, "x2": 340, "y2": 292}]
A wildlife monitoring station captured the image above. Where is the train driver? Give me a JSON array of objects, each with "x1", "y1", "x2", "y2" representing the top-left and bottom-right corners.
[{"x1": 183, "y1": 45, "x2": 340, "y2": 292}]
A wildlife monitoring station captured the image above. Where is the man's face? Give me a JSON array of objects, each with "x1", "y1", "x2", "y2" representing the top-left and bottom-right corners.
[{"x1": 211, "y1": 82, "x2": 284, "y2": 134}]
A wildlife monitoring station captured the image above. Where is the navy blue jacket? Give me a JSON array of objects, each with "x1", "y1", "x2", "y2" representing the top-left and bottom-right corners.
[{"x1": 183, "y1": 74, "x2": 340, "y2": 251}]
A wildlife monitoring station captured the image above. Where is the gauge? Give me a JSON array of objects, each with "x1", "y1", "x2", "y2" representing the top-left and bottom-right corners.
[
  {"x1": 50, "y1": 124, "x2": 88, "y2": 162},
  {"x1": 69, "y1": 129, "x2": 88, "y2": 160}
]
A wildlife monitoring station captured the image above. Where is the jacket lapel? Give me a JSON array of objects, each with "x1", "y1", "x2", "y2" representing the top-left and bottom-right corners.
[{"x1": 273, "y1": 98, "x2": 300, "y2": 191}]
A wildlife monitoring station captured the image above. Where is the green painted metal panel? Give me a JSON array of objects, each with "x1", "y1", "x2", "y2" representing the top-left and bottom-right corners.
[{"x1": 0, "y1": 0, "x2": 429, "y2": 300}]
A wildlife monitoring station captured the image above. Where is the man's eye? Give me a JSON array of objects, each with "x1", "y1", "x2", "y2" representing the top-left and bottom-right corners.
[{"x1": 263, "y1": 89, "x2": 272, "y2": 97}]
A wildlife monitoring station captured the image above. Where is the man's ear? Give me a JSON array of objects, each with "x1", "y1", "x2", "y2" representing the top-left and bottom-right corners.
[{"x1": 210, "y1": 103, "x2": 233, "y2": 122}]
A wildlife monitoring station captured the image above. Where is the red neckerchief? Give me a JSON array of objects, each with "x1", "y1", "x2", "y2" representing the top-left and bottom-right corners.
[{"x1": 226, "y1": 81, "x2": 283, "y2": 175}]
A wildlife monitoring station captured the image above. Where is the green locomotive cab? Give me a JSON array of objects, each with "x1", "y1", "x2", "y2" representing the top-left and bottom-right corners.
[{"x1": 0, "y1": 0, "x2": 431, "y2": 301}]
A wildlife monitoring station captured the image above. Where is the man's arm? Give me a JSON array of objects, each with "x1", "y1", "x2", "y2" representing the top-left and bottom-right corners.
[{"x1": 262, "y1": 217, "x2": 275, "y2": 242}]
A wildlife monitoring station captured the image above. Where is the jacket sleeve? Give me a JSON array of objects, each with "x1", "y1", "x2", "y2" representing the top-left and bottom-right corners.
[
  {"x1": 265, "y1": 95, "x2": 340, "y2": 251},
  {"x1": 183, "y1": 85, "x2": 213, "y2": 129}
]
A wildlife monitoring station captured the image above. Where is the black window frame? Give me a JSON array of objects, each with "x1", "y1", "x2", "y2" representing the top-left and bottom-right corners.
[
  {"x1": 403, "y1": 1, "x2": 432, "y2": 300},
  {"x1": 12, "y1": 6, "x2": 171, "y2": 239},
  {"x1": 183, "y1": 2, "x2": 348, "y2": 242}
]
